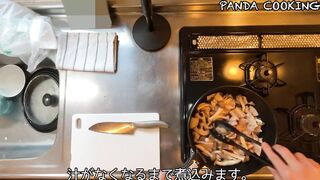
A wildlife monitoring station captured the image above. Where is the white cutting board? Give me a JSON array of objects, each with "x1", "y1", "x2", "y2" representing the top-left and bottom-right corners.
[{"x1": 70, "y1": 113, "x2": 160, "y2": 170}]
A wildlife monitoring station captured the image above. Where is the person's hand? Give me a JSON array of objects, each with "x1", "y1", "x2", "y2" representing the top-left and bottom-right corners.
[{"x1": 262, "y1": 142, "x2": 320, "y2": 180}]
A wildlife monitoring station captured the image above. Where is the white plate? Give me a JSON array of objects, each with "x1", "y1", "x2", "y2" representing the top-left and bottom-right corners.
[{"x1": 0, "y1": 65, "x2": 25, "y2": 97}]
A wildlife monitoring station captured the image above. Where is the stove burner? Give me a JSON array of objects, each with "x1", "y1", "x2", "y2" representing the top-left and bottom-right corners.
[
  {"x1": 256, "y1": 62, "x2": 275, "y2": 82},
  {"x1": 239, "y1": 54, "x2": 286, "y2": 96},
  {"x1": 289, "y1": 104, "x2": 320, "y2": 142},
  {"x1": 301, "y1": 114, "x2": 320, "y2": 136}
]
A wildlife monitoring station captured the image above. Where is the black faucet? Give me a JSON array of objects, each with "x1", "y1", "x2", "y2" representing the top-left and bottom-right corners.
[{"x1": 132, "y1": 0, "x2": 171, "y2": 52}]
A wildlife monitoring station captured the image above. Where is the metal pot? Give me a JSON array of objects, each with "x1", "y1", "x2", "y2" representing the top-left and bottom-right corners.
[{"x1": 22, "y1": 68, "x2": 59, "y2": 133}]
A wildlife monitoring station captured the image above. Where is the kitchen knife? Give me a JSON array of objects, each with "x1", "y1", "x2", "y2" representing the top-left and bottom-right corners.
[{"x1": 89, "y1": 120, "x2": 169, "y2": 134}]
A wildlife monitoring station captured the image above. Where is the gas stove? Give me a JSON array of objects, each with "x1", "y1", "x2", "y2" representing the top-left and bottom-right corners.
[{"x1": 179, "y1": 26, "x2": 320, "y2": 165}]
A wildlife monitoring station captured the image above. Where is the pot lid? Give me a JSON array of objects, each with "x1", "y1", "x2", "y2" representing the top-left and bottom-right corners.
[{"x1": 24, "y1": 70, "x2": 59, "y2": 132}]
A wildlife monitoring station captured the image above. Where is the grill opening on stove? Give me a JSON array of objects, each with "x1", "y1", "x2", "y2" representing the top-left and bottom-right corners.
[{"x1": 192, "y1": 34, "x2": 320, "y2": 50}]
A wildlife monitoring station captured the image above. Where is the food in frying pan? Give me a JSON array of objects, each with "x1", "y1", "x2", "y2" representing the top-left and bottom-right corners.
[{"x1": 190, "y1": 92, "x2": 264, "y2": 166}]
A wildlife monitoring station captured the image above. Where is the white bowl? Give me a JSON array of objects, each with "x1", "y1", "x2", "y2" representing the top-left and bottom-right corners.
[{"x1": 0, "y1": 65, "x2": 26, "y2": 97}]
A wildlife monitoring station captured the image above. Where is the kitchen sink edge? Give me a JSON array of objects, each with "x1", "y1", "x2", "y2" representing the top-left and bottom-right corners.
[{"x1": 0, "y1": 69, "x2": 69, "y2": 178}]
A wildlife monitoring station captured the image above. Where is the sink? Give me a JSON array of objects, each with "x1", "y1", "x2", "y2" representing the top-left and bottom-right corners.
[{"x1": 0, "y1": 55, "x2": 57, "y2": 159}]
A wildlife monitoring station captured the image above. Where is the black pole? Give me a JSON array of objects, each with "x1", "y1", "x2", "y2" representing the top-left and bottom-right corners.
[
  {"x1": 132, "y1": 0, "x2": 171, "y2": 52},
  {"x1": 141, "y1": 0, "x2": 154, "y2": 31}
]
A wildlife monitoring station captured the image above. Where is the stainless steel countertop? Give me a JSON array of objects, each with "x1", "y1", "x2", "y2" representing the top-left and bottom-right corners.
[{"x1": 2, "y1": 3, "x2": 320, "y2": 178}]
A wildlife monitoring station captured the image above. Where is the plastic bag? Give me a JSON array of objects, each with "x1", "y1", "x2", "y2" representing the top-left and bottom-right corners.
[{"x1": 0, "y1": 0, "x2": 57, "y2": 72}]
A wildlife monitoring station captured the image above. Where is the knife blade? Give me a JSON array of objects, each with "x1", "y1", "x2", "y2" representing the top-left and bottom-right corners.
[{"x1": 89, "y1": 120, "x2": 168, "y2": 134}]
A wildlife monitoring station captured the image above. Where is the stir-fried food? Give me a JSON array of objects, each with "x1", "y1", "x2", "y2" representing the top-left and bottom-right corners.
[{"x1": 190, "y1": 92, "x2": 264, "y2": 166}]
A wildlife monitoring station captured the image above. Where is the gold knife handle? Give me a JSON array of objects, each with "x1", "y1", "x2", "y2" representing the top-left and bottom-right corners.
[{"x1": 133, "y1": 121, "x2": 169, "y2": 129}]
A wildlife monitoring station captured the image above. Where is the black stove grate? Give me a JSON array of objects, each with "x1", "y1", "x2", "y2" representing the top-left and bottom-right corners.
[{"x1": 239, "y1": 54, "x2": 286, "y2": 96}]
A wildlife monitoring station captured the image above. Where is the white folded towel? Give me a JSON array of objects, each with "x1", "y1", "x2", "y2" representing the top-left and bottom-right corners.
[{"x1": 55, "y1": 31, "x2": 118, "y2": 73}]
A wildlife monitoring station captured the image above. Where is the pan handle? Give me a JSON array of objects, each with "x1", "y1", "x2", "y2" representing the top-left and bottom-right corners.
[
  {"x1": 182, "y1": 149, "x2": 198, "y2": 169},
  {"x1": 182, "y1": 149, "x2": 208, "y2": 170}
]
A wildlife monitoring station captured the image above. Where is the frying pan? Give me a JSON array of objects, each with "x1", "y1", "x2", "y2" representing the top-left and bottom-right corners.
[{"x1": 184, "y1": 86, "x2": 277, "y2": 176}]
